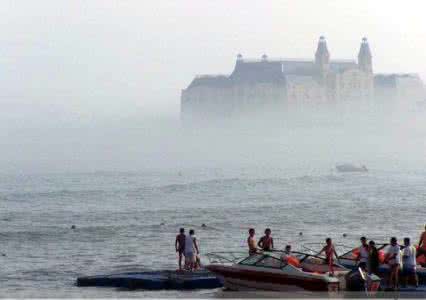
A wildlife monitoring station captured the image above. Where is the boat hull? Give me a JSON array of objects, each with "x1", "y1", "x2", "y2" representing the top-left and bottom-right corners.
[{"x1": 207, "y1": 264, "x2": 337, "y2": 293}]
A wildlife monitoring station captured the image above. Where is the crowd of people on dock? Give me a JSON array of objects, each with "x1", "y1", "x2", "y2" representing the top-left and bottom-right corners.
[{"x1": 246, "y1": 226, "x2": 426, "y2": 290}]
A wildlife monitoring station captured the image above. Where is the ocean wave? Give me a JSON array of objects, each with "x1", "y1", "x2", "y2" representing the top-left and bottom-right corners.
[
  {"x1": 3, "y1": 189, "x2": 108, "y2": 201},
  {"x1": 152, "y1": 174, "x2": 346, "y2": 193}
]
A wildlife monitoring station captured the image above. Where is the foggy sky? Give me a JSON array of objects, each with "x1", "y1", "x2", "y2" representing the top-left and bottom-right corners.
[
  {"x1": 1, "y1": 1, "x2": 426, "y2": 174},
  {"x1": 1, "y1": 0, "x2": 425, "y2": 119}
]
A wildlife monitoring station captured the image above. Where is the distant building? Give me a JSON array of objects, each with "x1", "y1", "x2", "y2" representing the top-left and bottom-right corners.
[
  {"x1": 374, "y1": 73, "x2": 425, "y2": 106},
  {"x1": 181, "y1": 37, "x2": 424, "y2": 120}
]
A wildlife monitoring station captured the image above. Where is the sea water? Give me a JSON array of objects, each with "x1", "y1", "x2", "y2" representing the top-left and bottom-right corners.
[
  {"x1": 2, "y1": 111, "x2": 426, "y2": 297},
  {"x1": 1, "y1": 166, "x2": 425, "y2": 297}
]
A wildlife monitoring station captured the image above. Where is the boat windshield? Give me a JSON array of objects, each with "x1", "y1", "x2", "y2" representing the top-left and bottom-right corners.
[
  {"x1": 238, "y1": 254, "x2": 263, "y2": 265},
  {"x1": 239, "y1": 253, "x2": 285, "y2": 269}
]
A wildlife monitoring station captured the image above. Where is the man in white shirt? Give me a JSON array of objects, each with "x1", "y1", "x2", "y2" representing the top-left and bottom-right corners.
[
  {"x1": 401, "y1": 237, "x2": 418, "y2": 287},
  {"x1": 356, "y1": 236, "x2": 369, "y2": 270},
  {"x1": 385, "y1": 237, "x2": 401, "y2": 290}
]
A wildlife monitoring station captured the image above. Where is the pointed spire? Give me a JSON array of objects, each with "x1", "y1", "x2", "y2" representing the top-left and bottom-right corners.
[
  {"x1": 315, "y1": 36, "x2": 330, "y2": 67},
  {"x1": 358, "y1": 37, "x2": 372, "y2": 73},
  {"x1": 358, "y1": 37, "x2": 372, "y2": 58}
]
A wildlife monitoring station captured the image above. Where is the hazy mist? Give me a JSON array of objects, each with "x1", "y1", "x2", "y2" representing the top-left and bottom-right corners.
[{"x1": 1, "y1": 1, "x2": 426, "y2": 174}]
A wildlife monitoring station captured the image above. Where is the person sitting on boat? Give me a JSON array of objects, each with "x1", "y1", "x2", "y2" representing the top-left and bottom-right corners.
[
  {"x1": 175, "y1": 228, "x2": 186, "y2": 271},
  {"x1": 284, "y1": 244, "x2": 292, "y2": 255},
  {"x1": 356, "y1": 237, "x2": 369, "y2": 270},
  {"x1": 368, "y1": 240, "x2": 379, "y2": 275},
  {"x1": 258, "y1": 228, "x2": 274, "y2": 251},
  {"x1": 281, "y1": 245, "x2": 292, "y2": 262},
  {"x1": 247, "y1": 228, "x2": 257, "y2": 255},
  {"x1": 184, "y1": 229, "x2": 199, "y2": 271},
  {"x1": 385, "y1": 237, "x2": 401, "y2": 291},
  {"x1": 401, "y1": 237, "x2": 418, "y2": 288},
  {"x1": 416, "y1": 225, "x2": 426, "y2": 264}
]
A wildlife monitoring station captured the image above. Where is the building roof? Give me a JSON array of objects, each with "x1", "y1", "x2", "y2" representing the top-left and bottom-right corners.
[
  {"x1": 187, "y1": 75, "x2": 232, "y2": 89},
  {"x1": 374, "y1": 73, "x2": 423, "y2": 88},
  {"x1": 230, "y1": 60, "x2": 285, "y2": 84}
]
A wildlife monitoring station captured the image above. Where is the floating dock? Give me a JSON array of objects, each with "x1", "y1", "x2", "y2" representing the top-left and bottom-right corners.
[{"x1": 76, "y1": 269, "x2": 223, "y2": 290}]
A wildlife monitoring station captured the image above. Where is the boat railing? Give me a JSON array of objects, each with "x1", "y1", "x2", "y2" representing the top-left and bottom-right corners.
[{"x1": 205, "y1": 251, "x2": 248, "y2": 264}]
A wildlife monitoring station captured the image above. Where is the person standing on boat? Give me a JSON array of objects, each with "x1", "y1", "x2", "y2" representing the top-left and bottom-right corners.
[
  {"x1": 175, "y1": 228, "x2": 186, "y2": 270},
  {"x1": 184, "y1": 229, "x2": 199, "y2": 271},
  {"x1": 401, "y1": 237, "x2": 418, "y2": 288},
  {"x1": 247, "y1": 228, "x2": 257, "y2": 255},
  {"x1": 258, "y1": 228, "x2": 274, "y2": 251},
  {"x1": 416, "y1": 225, "x2": 426, "y2": 263},
  {"x1": 385, "y1": 237, "x2": 401, "y2": 290},
  {"x1": 318, "y1": 238, "x2": 339, "y2": 275},
  {"x1": 356, "y1": 237, "x2": 369, "y2": 270},
  {"x1": 368, "y1": 240, "x2": 379, "y2": 275}
]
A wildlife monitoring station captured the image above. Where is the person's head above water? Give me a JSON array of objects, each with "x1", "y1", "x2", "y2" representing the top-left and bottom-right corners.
[
  {"x1": 179, "y1": 228, "x2": 185, "y2": 234},
  {"x1": 265, "y1": 228, "x2": 271, "y2": 236},
  {"x1": 404, "y1": 237, "x2": 410, "y2": 246},
  {"x1": 285, "y1": 245, "x2": 291, "y2": 252},
  {"x1": 390, "y1": 237, "x2": 397, "y2": 246},
  {"x1": 326, "y1": 238, "x2": 332, "y2": 245},
  {"x1": 249, "y1": 228, "x2": 255, "y2": 236},
  {"x1": 360, "y1": 236, "x2": 367, "y2": 245},
  {"x1": 369, "y1": 240, "x2": 376, "y2": 247},
  {"x1": 189, "y1": 229, "x2": 195, "y2": 236}
]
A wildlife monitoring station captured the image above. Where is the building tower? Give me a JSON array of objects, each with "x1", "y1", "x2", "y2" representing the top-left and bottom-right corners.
[
  {"x1": 315, "y1": 36, "x2": 330, "y2": 74},
  {"x1": 358, "y1": 37, "x2": 373, "y2": 73}
]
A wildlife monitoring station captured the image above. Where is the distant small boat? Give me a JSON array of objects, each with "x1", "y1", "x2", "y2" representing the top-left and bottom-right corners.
[{"x1": 335, "y1": 164, "x2": 368, "y2": 173}]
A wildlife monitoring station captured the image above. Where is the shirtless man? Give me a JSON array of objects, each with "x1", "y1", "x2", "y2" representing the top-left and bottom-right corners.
[
  {"x1": 175, "y1": 228, "x2": 186, "y2": 270},
  {"x1": 417, "y1": 225, "x2": 426, "y2": 265},
  {"x1": 258, "y1": 228, "x2": 274, "y2": 251},
  {"x1": 247, "y1": 228, "x2": 257, "y2": 255},
  {"x1": 318, "y1": 238, "x2": 339, "y2": 275}
]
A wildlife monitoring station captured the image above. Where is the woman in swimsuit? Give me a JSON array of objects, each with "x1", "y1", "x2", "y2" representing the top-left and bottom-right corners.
[{"x1": 258, "y1": 228, "x2": 274, "y2": 251}]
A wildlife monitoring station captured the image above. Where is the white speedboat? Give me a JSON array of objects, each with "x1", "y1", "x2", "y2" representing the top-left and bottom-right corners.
[{"x1": 206, "y1": 251, "x2": 380, "y2": 295}]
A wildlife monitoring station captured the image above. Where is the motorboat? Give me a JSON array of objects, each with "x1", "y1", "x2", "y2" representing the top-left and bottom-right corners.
[
  {"x1": 336, "y1": 163, "x2": 368, "y2": 173},
  {"x1": 206, "y1": 250, "x2": 380, "y2": 295}
]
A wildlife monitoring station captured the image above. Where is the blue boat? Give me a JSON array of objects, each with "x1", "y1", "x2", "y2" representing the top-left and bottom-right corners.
[{"x1": 76, "y1": 269, "x2": 223, "y2": 290}]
